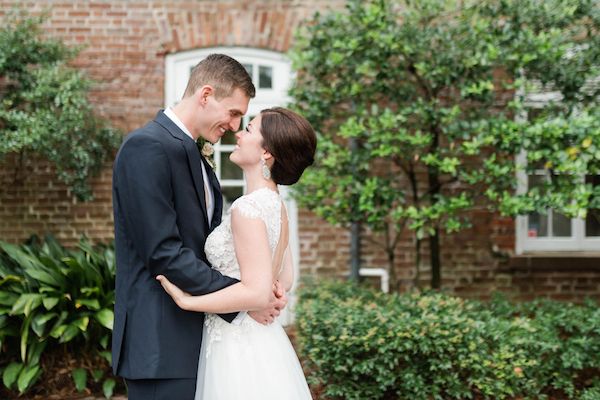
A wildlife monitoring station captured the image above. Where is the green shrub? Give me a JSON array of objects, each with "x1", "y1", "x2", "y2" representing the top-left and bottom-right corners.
[
  {"x1": 296, "y1": 280, "x2": 600, "y2": 400},
  {"x1": 0, "y1": 236, "x2": 116, "y2": 397},
  {"x1": 0, "y1": 10, "x2": 122, "y2": 200}
]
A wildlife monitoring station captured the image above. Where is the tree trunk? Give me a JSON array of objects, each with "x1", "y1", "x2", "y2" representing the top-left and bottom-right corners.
[
  {"x1": 413, "y1": 236, "x2": 422, "y2": 289},
  {"x1": 349, "y1": 134, "x2": 361, "y2": 281},
  {"x1": 386, "y1": 244, "x2": 396, "y2": 291},
  {"x1": 429, "y1": 228, "x2": 441, "y2": 289},
  {"x1": 349, "y1": 221, "x2": 361, "y2": 281},
  {"x1": 427, "y1": 124, "x2": 442, "y2": 289}
]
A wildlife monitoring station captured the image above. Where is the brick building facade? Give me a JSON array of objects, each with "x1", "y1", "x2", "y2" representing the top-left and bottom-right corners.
[{"x1": 1, "y1": 0, "x2": 598, "y2": 302}]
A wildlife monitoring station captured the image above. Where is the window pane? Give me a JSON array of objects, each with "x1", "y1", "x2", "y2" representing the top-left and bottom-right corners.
[
  {"x1": 221, "y1": 186, "x2": 243, "y2": 209},
  {"x1": 221, "y1": 132, "x2": 237, "y2": 145},
  {"x1": 220, "y1": 152, "x2": 243, "y2": 180},
  {"x1": 528, "y1": 212, "x2": 548, "y2": 237},
  {"x1": 586, "y1": 175, "x2": 600, "y2": 237},
  {"x1": 259, "y1": 65, "x2": 272, "y2": 89},
  {"x1": 528, "y1": 174, "x2": 546, "y2": 188},
  {"x1": 586, "y1": 210, "x2": 600, "y2": 237},
  {"x1": 527, "y1": 175, "x2": 549, "y2": 237},
  {"x1": 586, "y1": 175, "x2": 600, "y2": 185},
  {"x1": 242, "y1": 63, "x2": 253, "y2": 79},
  {"x1": 552, "y1": 211, "x2": 571, "y2": 237}
]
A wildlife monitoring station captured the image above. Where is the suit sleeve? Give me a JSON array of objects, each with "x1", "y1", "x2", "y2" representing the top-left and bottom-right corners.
[{"x1": 114, "y1": 133, "x2": 239, "y2": 321}]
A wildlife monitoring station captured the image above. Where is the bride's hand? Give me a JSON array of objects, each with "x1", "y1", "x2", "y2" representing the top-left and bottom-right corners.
[
  {"x1": 249, "y1": 281, "x2": 288, "y2": 325},
  {"x1": 156, "y1": 275, "x2": 192, "y2": 310}
]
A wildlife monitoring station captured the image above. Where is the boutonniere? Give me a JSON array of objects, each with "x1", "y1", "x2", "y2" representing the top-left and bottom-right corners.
[{"x1": 197, "y1": 139, "x2": 216, "y2": 170}]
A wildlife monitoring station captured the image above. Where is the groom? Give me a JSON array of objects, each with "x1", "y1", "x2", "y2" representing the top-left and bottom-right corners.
[{"x1": 111, "y1": 54, "x2": 286, "y2": 399}]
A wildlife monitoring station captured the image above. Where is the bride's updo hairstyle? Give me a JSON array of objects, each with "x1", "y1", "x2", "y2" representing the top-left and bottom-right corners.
[{"x1": 260, "y1": 107, "x2": 317, "y2": 185}]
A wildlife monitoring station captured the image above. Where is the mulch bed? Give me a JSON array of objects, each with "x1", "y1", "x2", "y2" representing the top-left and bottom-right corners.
[{"x1": 0, "y1": 347, "x2": 126, "y2": 400}]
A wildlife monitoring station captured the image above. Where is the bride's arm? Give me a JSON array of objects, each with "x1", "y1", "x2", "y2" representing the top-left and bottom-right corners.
[{"x1": 157, "y1": 208, "x2": 273, "y2": 313}]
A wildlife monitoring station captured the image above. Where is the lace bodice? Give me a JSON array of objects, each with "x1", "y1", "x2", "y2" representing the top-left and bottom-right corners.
[
  {"x1": 203, "y1": 188, "x2": 283, "y2": 355},
  {"x1": 204, "y1": 187, "x2": 282, "y2": 279}
]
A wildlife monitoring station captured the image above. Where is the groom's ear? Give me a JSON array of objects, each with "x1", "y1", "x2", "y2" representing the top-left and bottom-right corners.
[{"x1": 196, "y1": 85, "x2": 214, "y2": 106}]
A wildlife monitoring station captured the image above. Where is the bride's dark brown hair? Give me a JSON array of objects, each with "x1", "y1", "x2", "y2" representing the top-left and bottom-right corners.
[{"x1": 259, "y1": 107, "x2": 317, "y2": 185}]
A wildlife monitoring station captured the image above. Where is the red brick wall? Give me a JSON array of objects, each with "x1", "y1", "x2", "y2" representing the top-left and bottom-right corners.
[
  {"x1": 0, "y1": 154, "x2": 114, "y2": 245},
  {"x1": 1, "y1": 0, "x2": 598, "y2": 301},
  {"x1": 0, "y1": 0, "x2": 346, "y2": 247}
]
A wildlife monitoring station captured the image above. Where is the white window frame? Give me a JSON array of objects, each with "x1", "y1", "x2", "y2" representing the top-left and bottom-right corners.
[
  {"x1": 515, "y1": 91, "x2": 600, "y2": 254},
  {"x1": 165, "y1": 47, "x2": 299, "y2": 324}
]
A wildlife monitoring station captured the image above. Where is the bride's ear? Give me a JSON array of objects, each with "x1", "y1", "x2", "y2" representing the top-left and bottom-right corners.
[{"x1": 262, "y1": 150, "x2": 274, "y2": 163}]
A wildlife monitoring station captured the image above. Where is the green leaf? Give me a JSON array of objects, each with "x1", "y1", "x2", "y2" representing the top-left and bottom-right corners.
[
  {"x1": 42, "y1": 297, "x2": 60, "y2": 310},
  {"x1": 59, "y1": 324, "x2": 81, "y2": 343},
  {"x1": 20, "y1": 314, "x2": 32, "y2": 361},
  {"x1": 99, "y1": 351, "x2": 112, "y2": 365},
  {"x1": 11, "y1": 294, "x2": 43, "y2": 316},
  {"x1": 2, "y1": 362, "x2": 23, "y2": 389},
  {"x1": 72, "y1": 367, "x2": 87, "y2": 392},
  {"x1": 31, "y1": 312, "x2": 57, "y2": 337},
  {"x1": 17, "y1": 364, "x2": 41, "y2": 394},
  {"x1": 0, "y1": 290, "x2": 19, "y2": 306},
  {"x1": 103, "y1": 378, "x2": 116, "y2": 399},
  {"x1": 100, "y1": 334, "x2": 109, "y2": 349},
  {"x1": 50, "y1": 323, "x2": 67, "y2": 339},
  {"x1": 76, "y1": 298, "x2": 100, "y2": 310},
  {"x1": 26, "y1": 341, "x2": 46, "y2": 366},
  {"x1": 73, "y1": 316, "x2": 90, "y2": 332},
  {"x1": 23, "y1": 268, "x2": 61, "y2": 287},
  {"x1": 95, "y1": 309, "x2": 114, "y2": 330},
  {"x1": 91, "y1": 368, "x2": 104, "y2": 383},
  {"x1": 0, "y1": 275, "x2": 23, "y2": 288}
]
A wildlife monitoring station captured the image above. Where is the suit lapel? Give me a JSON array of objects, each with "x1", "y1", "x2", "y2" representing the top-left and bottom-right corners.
[
  {"x1": 202, "y1": 155, "x2": 223, "y2": 230},
  {"x1": 184, "y1": 140, "x2": 210, "y2": 227},
  {"x1": 153, "y1": 111, "x2": 210, "y2": 228}
]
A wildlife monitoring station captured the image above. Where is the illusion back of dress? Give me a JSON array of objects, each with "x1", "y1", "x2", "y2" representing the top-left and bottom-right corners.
[{"x1": 204, "y1": 187, "x2": 281, "y2": 280}]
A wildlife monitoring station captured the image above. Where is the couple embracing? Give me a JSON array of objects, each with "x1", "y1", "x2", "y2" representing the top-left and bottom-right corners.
[{"x1": 111, "y1": 54, "x2": 316, "y2": 399}]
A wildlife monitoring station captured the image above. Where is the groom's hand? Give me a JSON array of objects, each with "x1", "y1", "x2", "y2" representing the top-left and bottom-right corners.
[{"x1": 249, "y1": 281, "x2": 288, "y2": 325}]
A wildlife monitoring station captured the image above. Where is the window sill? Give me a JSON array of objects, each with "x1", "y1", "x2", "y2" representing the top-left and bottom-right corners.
[{"x1": 502, "y1": 252, "x2": 600, "y2": 272}]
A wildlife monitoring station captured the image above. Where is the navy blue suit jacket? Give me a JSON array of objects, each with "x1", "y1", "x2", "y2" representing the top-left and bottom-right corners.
[{"x1": 111, "y1": 111, "x2": 238, "y2": 379}]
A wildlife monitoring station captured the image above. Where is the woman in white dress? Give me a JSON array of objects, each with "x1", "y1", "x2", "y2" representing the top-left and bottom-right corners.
[{"x1": 156, "y1": 107, "x2": 316, "y2": 400}]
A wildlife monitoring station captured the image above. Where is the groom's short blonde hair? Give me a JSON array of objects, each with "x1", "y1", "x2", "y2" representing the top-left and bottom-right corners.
[{"x1": 183, "y1": 54, "x2": 255, "y2": 100}]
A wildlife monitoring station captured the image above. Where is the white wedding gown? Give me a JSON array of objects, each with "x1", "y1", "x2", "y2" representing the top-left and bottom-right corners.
[{"x1": 195, "y1": 188, "x2": 312, "y2": 400}]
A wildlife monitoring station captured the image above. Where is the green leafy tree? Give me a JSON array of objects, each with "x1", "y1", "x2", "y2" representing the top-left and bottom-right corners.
[
  {"x1": 290, "y1": 0, "x2": 599, "y2": 289},
  {"x1": 0, "y1": 11, "x2": 121, "y2": 201}
]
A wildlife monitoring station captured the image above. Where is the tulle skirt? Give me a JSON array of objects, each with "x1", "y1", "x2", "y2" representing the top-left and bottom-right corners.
[{"x1": 195, "y1": 315, "x2": 312, "y2": 400}]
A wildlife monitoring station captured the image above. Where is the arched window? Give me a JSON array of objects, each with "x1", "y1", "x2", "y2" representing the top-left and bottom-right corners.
[
  {"x1": 166, "y1": 47, "x2": 292, "y2": 205},
  {"x1": 165, "y1": 47, "x2": 299, "y2": 324}
]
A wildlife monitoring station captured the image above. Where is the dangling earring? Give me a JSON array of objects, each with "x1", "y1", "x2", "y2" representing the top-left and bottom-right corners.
[{"x1": 261, "y1": 158, "x2": 271, "y2": 180}]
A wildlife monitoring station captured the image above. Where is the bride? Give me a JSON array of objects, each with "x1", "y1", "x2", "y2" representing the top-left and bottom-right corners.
[{"x1": 156, "y1": 107, "x2": 316, "y2": 400}]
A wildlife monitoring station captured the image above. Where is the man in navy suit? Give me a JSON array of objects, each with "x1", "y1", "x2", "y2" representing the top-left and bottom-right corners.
[{"x1": 111, "y1": 54, "x2": 286, "y2": 399}]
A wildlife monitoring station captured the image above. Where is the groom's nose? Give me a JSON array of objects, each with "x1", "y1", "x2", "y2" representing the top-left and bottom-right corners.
[{"x1": 228, "y1": 116, "x2": 241, "y2": 132}]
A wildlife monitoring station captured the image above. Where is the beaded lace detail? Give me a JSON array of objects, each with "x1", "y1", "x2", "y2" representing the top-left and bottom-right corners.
[{"x1": 203, "y1": 188, "x2": 282, "y2": 356}]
